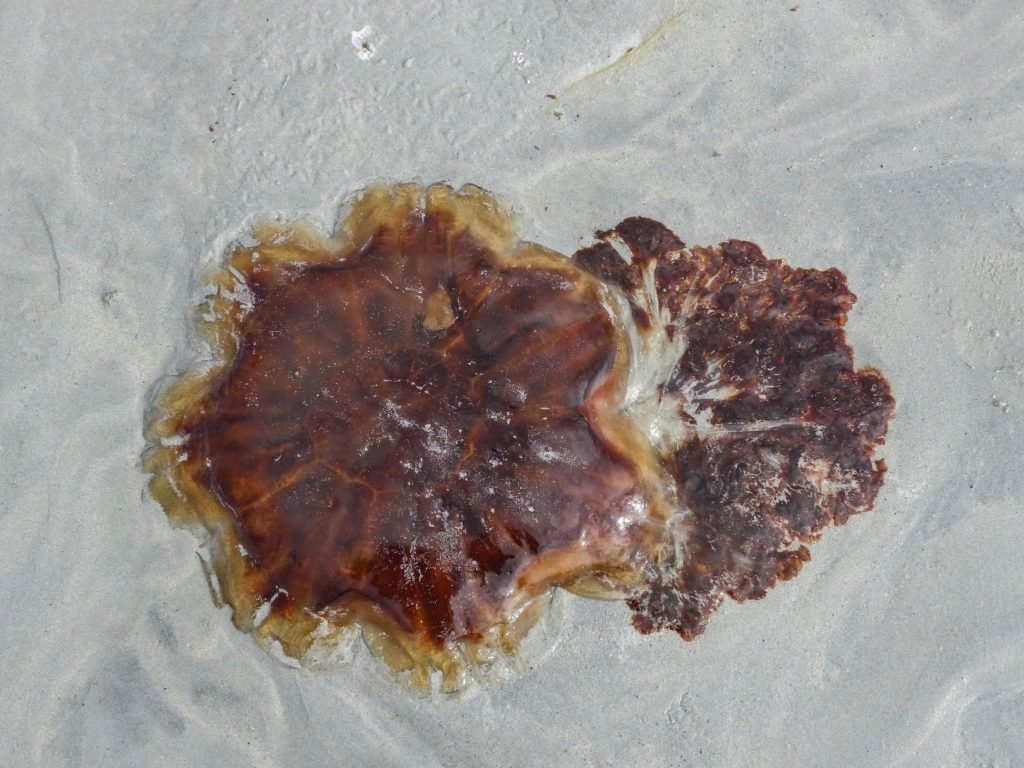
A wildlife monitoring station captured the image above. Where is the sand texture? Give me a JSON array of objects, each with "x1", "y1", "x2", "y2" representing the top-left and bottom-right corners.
[{"x1": 1, "y1": 1, "x2": 1022, "y2": 766}]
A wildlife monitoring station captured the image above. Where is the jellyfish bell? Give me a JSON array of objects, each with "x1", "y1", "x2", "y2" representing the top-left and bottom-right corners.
[{"x1": 144, "y1": 183, "x2": 893, "y2": 691}]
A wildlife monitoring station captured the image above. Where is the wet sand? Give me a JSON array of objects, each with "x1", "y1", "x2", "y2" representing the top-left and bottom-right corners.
[{"x1": 1, "y1": 2, "x2": 1022, "y2": 765}]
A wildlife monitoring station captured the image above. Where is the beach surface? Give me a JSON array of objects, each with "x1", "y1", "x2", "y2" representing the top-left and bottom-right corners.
[{"x1": 2, "y1": 1, "x2": 1022, "y2": 765}]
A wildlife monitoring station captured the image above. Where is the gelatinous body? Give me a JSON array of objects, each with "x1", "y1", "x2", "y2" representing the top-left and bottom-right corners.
[{"x1": 145, "y1": 183, "x2": 893, "y2": 690}]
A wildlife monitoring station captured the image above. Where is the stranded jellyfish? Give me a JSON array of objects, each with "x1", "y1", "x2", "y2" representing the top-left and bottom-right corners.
[{"x1": 144, "y1": 183, "x2": 893, "y2": 690}]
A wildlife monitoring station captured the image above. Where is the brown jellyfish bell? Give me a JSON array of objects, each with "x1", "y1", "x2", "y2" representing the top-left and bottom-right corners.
[{"x1": 144, "y1": 183, "x2": 893, "y2": 691}]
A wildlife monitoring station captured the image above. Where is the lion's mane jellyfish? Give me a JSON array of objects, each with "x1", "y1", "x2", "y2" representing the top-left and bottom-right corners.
[{"x1": 144, "y1": 183, "x2": 893, "y2": 691}]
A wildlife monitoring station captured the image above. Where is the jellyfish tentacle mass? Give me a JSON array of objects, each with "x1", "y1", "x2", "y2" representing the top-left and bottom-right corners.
[{"x1": 144, "y1": 183, "x2": 893, "y2": 691}]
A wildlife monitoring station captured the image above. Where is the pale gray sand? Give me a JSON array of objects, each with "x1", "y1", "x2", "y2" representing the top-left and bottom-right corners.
[{"x1": 2, "y1": 2, "x2": 1023, "y2": 766}]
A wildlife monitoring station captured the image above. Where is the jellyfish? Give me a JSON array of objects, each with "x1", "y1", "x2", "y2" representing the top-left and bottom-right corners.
[{"x1": 144, "y1": 183, "x2": 893, "y2": 691}]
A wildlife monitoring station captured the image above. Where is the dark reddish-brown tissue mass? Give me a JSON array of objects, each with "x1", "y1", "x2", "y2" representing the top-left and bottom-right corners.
[{"x1": 145, "y1": 183, "x2": 893, "y2": 690}]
